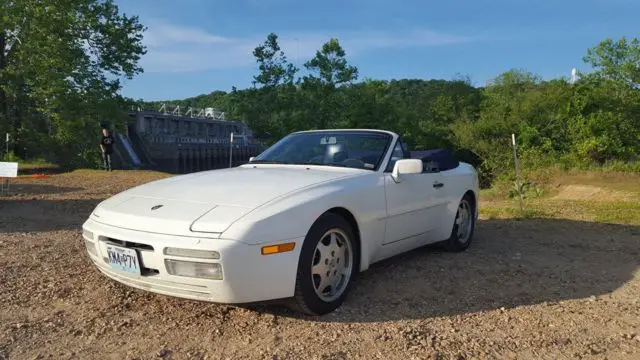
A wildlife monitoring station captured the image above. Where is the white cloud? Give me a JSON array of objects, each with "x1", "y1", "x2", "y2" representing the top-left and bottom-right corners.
[
  {"x1": 143, "y1": 19, "x2": 231, "y2": 47},
  {"x1": 139, "y1": 19, "x2": 476, "y2": 73}
]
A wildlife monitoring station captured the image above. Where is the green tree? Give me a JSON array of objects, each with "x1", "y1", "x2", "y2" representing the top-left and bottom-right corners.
[
  {"x1": 245, "y1": 33, "x2": 300, "y2": 141},
  {"x1": 139, "y1": 33, "x2": 640, "y2": 185},
  {"x1": 341, "y1": 79, "x2": 395, "y2": 130},
  {"x1": 452, "y1": 69, "x2": 543, "y2": 181},
  {"x1": 252, "y1": 33, "x2": 297, "y2": 88},
  {"x1": 302, "y1": 38, "x2": 358, "y2": 129},
  {"x1": 568, "y1": 74, "x2": 640, "y2": 163},
  {"x1": 303, "y1": 38, "x2": 358, "y2": 86},
  {"x1": 584, "y1": 37, "x2": 640, "y2": 87},
  {"x1": 0, "y1": 0, "x2": 146, "y2": 161}
]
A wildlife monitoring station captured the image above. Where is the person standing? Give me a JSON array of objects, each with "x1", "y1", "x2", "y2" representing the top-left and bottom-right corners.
[{"x1": 100, "y1": 128, "x2": 115, "y2": 171}]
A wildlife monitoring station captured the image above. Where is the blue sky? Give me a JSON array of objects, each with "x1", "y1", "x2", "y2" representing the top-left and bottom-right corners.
[{"x1": 115, "y1": 0, "x2": 639, "y2": 101}]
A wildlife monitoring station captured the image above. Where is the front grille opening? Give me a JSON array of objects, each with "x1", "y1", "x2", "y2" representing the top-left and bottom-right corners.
[
  {"x1": 99, "y1": 236, "x2": 154, "y2": 251},
  {"x1": 142, "y1": 268, "x2": 160, "y2": 276}
]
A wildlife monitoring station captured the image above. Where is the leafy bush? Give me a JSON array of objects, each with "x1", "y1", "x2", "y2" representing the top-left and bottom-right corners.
[
  {"x1": 1, "y1": 151, "x2": 21, "y2": 162},
  {"x1": 508, "y1": 180, "x2": 544, "y2": 200}
]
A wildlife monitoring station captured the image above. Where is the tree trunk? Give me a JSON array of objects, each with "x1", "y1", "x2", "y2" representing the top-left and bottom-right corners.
[{"x1": 0, "y1": 31, "x2": 6, "y2": 117}]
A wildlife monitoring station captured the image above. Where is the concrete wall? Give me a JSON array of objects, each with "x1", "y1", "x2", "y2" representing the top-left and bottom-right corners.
[
  {"x1": 146, "y1": 142, "x2": 262, "y2": 174},
  {"x1": 127, "y1": 111, "x2": 263, "y2": 174}
]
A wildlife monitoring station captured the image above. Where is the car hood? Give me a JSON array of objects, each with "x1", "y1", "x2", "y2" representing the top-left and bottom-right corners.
[{"x1": 91, "y1": 165, "x2": 361, "y2": 237}]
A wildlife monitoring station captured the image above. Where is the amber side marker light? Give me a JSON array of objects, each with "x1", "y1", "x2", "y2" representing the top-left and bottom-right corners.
[{"x1": 261, "y1": 242, "x2": 296, "y2": 255}]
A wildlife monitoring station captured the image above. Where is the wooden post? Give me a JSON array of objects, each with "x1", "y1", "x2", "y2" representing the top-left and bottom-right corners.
[{"x1": 511, "y1": 133, "x2": 524, "y2": 212}]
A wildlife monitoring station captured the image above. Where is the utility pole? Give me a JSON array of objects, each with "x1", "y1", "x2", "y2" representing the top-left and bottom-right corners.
[{"x1": 511, "y1": 133, "x2": 524, "y2": 212}]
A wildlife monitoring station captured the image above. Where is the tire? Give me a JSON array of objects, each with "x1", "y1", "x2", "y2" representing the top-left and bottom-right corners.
[
  {"x1": 444, "y1": 193, "x2": 476, "y2": 252},
  {"x1": 291, "y1": 213, "x2": 358, "y2": 315}
]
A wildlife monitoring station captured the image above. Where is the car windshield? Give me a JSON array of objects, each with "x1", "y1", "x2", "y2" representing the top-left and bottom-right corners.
[{"x1": 252, "y1": 131, "x2": 392, "y2": 171}]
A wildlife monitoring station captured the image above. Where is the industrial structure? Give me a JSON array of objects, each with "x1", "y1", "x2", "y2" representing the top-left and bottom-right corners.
[{"x1": 108, "y1": 104, "x2": 263, "y2": 173}]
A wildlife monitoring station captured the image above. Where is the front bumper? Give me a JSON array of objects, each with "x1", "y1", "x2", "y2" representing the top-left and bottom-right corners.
[{"x1": 82, "y1": 218, "x2": 304, "y2": 304}]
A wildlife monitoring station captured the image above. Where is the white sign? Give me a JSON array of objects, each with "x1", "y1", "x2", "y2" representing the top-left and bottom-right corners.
[
  {"x1": 511, "y1": 133, "x2": 516, "y2": 146},
  {"x1": 0, "y1": 162, "x2": 18, "y2": 178},
  {"x1": 230, "y1": 132, "x2": 234, "y2": 143}
]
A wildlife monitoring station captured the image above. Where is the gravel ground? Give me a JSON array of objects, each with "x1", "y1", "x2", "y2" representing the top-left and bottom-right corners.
[{"x1": 1, "y1": 171, "x2": 639, "y2": 360}]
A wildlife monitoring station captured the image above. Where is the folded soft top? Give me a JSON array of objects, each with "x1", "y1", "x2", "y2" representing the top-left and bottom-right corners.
[{"x1": 410, "y1": 148, "x2": 460, "y2": 172}]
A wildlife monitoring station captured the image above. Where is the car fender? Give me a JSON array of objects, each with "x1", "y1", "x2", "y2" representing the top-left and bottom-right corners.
[
  {"x1": 437, "y1": 163, "x2": 480, "y2": 240},
  {"x1": 221, "y1": 172, "x2": 387, "y2": 271}
]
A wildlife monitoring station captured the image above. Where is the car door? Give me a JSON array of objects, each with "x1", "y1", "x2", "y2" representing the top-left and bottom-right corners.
[{"x1": 383, "y1": 140, "x2": 447, "y2": 245}]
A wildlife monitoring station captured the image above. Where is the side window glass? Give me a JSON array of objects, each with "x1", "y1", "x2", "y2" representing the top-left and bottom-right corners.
[
  {"x1": 386, "y1": 141, "x2": 405, "y2": 172},
  {"x1": 400, "y1": 141, "x2": 410, "y2": 158}
]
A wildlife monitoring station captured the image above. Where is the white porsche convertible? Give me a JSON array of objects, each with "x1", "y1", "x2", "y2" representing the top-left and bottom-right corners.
[{"x1": 82, "y1": 129, "x2": 479, "y2": 315}]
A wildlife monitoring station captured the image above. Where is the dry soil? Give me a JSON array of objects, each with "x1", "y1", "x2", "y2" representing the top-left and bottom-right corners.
[{"x1": 1, "y1": 170, "x2": 639, "y2": 360}]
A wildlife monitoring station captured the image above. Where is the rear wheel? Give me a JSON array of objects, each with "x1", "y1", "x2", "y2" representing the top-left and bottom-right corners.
[
  {"x1": 291, "y1": 213, "x2": 357, "y2": 315},
  {"x1": 444, "y1": 194, "x2": 476, "y2": 252}
]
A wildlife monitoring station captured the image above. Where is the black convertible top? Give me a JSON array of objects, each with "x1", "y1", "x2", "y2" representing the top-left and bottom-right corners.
[{"x1": 410, "y1": 148, "x2": 460, "y2": 172}]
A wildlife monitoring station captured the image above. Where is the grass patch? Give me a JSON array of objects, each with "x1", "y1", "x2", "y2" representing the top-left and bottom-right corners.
[
  {"x1": 481, "y1": 166, "x2": 640, "y2": 225},
  {"x1": 486, "y1": 166, "x2": 640, "y2": 201},
  {"x1": 480, "y1": 198, "x2": 556, "y2": 219},
  {"x1": 481, "y1": 205, "x2": 554, "y2": 220},
  {"x1": 60, "y1": 168, "x2": 171, "y2": 180},
  {"x1": 480, "y1": 198, "x2": 640, "y2": 226},
  {"x1": 589, "y1": 201, "x2": 640, "y2": 224},
  {"x1": 19, "y1": 161, "x2": 60, "y2": 170},
  {"x1": 7, "y1": 158, "x2": 62, "y2": 175}
]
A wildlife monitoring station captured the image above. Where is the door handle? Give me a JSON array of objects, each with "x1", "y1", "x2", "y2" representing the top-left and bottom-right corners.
[{"x1": 433, "y1": 181, "x2": 444, "y2": 189}]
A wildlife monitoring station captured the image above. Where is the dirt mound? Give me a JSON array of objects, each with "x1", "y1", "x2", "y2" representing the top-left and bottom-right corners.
[{"x1": 553, "y1": 184, "x2": 634, "y2": 202}]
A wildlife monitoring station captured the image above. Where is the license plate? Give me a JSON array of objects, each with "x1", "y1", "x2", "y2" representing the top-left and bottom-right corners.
[{"x1": 106, "y1": 244, "x2": 141, "y2": 275}]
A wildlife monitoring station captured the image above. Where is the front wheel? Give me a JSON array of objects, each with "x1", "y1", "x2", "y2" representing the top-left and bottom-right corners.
[
  {"x1": 444, "y1": 194, "x2": 476, "y2": 252},
  {"x1": 291, "y1": 213, "x2": 357, "y2": 315}
]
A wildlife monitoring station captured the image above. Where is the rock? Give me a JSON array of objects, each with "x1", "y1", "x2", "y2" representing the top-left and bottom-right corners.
[{"x1": 157, "y1": 348, "x2": 172, "y2": 358}]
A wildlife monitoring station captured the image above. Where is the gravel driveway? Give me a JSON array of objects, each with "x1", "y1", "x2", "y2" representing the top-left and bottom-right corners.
[{"x1": 1, "y1": 171, "x2": 638, "y2": 360}]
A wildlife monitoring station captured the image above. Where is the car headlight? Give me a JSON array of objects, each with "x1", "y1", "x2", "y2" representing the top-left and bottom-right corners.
[
  {"x1": 164, "y1": 259, "x2": 223, "y2": 280},
  {"x1": 83, "y1": 229, "x2": 94, "y2": 239},
  {"x1": 84, "y1": 240, "x2": 98, "y2": 257}
]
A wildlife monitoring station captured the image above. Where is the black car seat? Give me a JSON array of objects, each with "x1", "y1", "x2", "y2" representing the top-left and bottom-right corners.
[{"x1": 325, "y1": 143, "x2": 349, "y2": 163}]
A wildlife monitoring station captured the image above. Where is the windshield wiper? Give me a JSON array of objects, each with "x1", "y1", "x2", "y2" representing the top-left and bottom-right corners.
[
  {"x1": 295, "y1": 162, "x2": 349, "y2": 168},
  {"x1": 249, "y1": 160, "x2": 291, "y2": 164},
  {"x1": 251, "y1": 160, "x2": 353, "y2": 168}
]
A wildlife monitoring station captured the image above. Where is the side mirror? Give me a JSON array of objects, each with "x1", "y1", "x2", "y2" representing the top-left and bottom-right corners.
[
  {"x1": 249, "y1": 157, "x2": 255, "y2": 162},
  {"x1": 391, "y1": 159, "x2": 423, "y2": 183}
]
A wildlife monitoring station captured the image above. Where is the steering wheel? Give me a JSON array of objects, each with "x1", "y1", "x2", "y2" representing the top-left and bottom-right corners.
[
  {"x1": 341, "y1": 158, "x2": 366, "y2": 169},
  {"x1": 307, "y1": 155, "x2": 324, "y2": 164}
]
